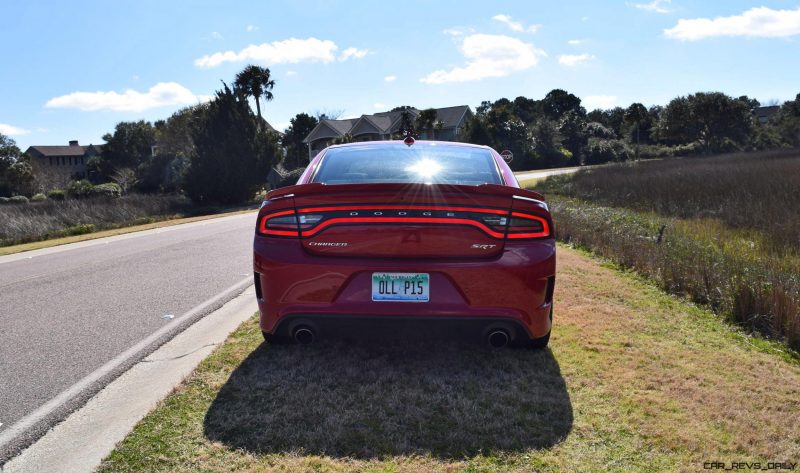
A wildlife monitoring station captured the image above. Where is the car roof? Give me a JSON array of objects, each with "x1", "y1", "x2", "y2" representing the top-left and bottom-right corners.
[{"x1": 324, "y1": 140, "x2": 494, "y2": 152}]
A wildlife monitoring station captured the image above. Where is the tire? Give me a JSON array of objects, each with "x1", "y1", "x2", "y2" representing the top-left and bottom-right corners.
[
  {"x1": 527, "y1": 331, "x2": 550, "y2": 349},
  {"x1": 527, "y1": 305, "x2": 553, "y2": 349},
  {"x1": 262, "y1": 331, "x2": 292, "y2": 345}
]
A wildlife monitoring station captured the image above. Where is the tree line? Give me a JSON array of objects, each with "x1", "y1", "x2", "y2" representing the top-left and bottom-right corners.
[
  {"x1": 460, "y1": 89, "x2": 800, "y2": 171},
  {"x1": 2, "y1": 65, "x2": 799, "y2": 202}
]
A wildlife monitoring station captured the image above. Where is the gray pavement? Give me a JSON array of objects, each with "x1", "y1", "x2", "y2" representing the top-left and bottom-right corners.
[{"x1": 0, "y1": 212, "x2": 257, "y2": 446}]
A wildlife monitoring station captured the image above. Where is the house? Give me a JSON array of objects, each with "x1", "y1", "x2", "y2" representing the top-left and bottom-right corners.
[
  {"x1": 752, "y1": 105, "x2": 780, "y2": 124},
  {"x1": 302, "y1": 105, "x2": 473, "y2": 158},
  {"x1": 25, "y1": 140, "x2": 102, "y2": 185}
]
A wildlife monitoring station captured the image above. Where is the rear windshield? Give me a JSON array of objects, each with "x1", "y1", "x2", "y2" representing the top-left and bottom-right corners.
[{"x1": 311, "y1": 144, "x2": 503, "y2": 185}]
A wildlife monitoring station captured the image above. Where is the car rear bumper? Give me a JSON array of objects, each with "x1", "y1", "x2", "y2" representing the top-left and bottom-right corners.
[{"x1": 254, "y1": 237, "x2": 556, "y2": 340}]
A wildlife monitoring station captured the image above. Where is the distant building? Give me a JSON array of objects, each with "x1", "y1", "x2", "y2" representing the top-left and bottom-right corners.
[
  {"x1": 302, "y1": 105, "x2": 473, "y2": 158},
  {"x1": 752, "y1": 105, "x2": 780, "y2": 124},
  {"x1": 25, "y1": 140, "x2": 102, "y2": 185}
]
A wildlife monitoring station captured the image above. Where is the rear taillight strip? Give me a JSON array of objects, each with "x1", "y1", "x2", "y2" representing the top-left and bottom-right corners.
[
  {"x1": 301, "y1": 217, "x2": 507, "y2": 238},
  {"x1": 259, "y1": 209, "x2": 551, "y2": 239},
  {"x1": 296, "y1": 205, "x2": 508, "y2": 215}
]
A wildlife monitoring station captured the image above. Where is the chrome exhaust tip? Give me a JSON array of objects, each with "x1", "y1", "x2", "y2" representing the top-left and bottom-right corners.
[
  {"x1": 487, "y1": 329, "x2": 510, "y2": 348},
  {"x1": 293, "y1": 326, "x2": 315, "y2": 345}
]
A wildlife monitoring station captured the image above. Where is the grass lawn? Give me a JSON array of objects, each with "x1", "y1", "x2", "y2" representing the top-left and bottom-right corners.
[{"x1": 99, "y1": 245, "x2": 800, "y2": 472}]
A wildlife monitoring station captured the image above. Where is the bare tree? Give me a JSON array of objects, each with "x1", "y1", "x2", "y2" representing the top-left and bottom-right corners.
[
  {"x1": 314, "y1": 109, "x2": 344, "y2": 121},
  {"x1": 32, "y1": 162, "x2": 70, "y2": 193},
  {"x1": 112, "y1": 168, "x2": 137, "y2": 194}
]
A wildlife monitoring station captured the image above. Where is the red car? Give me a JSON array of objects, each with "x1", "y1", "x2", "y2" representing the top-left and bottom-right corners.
[{"x1": 253, "y1": 140, "x2": 555, "y2": 348}]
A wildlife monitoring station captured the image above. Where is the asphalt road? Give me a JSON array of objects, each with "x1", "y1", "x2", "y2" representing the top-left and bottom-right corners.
[
  {"x1": 0, "y1": 168, "x2": 581, "y2": 455},
  {"x1": 0, "y1": 212, "x2": 257, "y2": 432},
  {"x1": 515, "y1": 165, "x2": 582, "y2": 181}
]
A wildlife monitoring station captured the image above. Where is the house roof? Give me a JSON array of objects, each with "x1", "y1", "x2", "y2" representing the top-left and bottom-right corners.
[
  {"x1": 303, "y1": 105, "x2": 472, "y2": 144},
  {"x1": 434, "y1": 105, "x2": 472, "y2": 128},
  {"x1": 26, "y1": 144, "x2": 103, "y2": 157},
  {"x1": 262, "y1": 119, "x2": 279, "y2": 133},
  {"x1": 303, "y1": 118, "x2": 356, "y2": 143},
  {"x1": 325, "y1": 118, "x2": 357, "y2": 135},
  {"x1": 752, "y1": 105, "x2": 780, "y2": 118}
]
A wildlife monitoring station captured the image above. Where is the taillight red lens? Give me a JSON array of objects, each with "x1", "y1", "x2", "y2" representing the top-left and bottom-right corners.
[
  {"x1": 506, "y1": 212, "x2": 550, "y2": 239},
  {"x1": 258, "y1": 210, "x2": 299, "y2": 237}
]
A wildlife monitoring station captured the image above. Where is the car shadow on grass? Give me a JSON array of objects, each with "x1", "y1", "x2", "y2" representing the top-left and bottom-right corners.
[{"x1": 203, "y1": 336, "x2": 573, "y2": 459}]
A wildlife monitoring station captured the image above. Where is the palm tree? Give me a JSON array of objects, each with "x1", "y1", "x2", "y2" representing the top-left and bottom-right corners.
[{"x1": 234, "y1": 64, "x2": 275, "y2": 123}]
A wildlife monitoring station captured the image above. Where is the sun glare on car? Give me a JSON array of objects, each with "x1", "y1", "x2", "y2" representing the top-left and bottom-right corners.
[{"x1": 405, "y1": 158, "x2": 444, "y2": 180}]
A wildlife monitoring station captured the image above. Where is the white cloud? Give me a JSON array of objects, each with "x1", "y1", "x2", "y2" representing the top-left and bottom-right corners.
[
  {"x1": 558, "y1": 53, "x2": 595, "y2": 66},
  {"x1": 246, "y1": 25, "x2": 259, "y2": 32},
  {"x1": 286, "y1": 70, "x2": 297, "y2": 76},
  {"x1": 630, "y1": 0, "x2": 672, "y2": 14},
  {"x1": 195, "y1": 37, "x2": 345, "y2": 68},
  {"x1": 492, "y1": 14, "x2": 541, "y2": 33},
  {"x1": 664, "y1": 6, "x2": 800, "y2": 41},
  {"x1": 384, "y1": 75, "x2": 396, "y2": 82},
  {"x1": 443, "y1": 27, "x2": 475, "y2": 37},
  {"x1": 420, "y1": 33, "x2": 546, "y2": 84},
  {"x1": 45, "y1": 82, "x2": 211, "y2": 112},
  {"x1": 567, "y1": 39, "x2": 583, "y2": 45},
  {"x1": 373, "y1": 103, "x2": 386, "y2": 110},
  {"x1": 583, "y1": 95, "x2": 618, "y2": 109},
  {"x1": 211, "y1": 31, "x2": 223, "y2": 40},
  {"x1": 338, "y1": 47, "x2": 369, "y2": 61},
  {"x1": 0, "y1": 123, "x2": 30, "y2": 136}
]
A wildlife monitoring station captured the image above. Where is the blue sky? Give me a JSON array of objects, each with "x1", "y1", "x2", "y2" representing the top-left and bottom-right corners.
[{"x1": 2, "y1": 0, "x2": 800, "y2": 149}]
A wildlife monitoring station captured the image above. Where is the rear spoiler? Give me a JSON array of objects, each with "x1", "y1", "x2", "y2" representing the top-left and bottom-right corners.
[{"x1": 266, "y1": 182, "x2": 546, "y2": 203}]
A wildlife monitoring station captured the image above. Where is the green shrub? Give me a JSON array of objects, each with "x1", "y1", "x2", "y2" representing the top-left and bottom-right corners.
[
  {"x1": 584, "y1": 138, "x2": 631, "y2": 165},
  {"x1": 47, "y1": 189, "x2": 66, "y2": 200},
  {"x1": 66, "y1": 179, "x2": 94, "y2": 198},
  {"x1": 31, "y1": 193, "x2": 48, "y2": 202},
  {"x1": 9, "y1": 195, "x2": 29, "y2": 204},
  {"x1": 63, "y1": 223, "x2": 96, "y2": 236},
  {"x1": 91, "y1": 182, "x2": 122, "y2": 198}
]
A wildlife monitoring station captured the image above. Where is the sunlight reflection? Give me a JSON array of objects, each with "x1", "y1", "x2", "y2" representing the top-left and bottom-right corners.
[{"x1": 405, "y1": 158, "x2": 443, "y2": 180}]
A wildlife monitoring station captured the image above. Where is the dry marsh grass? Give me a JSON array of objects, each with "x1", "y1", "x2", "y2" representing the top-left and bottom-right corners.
[
  {"x1": 536, "y1": 151, "x2": 800, "y2": 350},
  {"x1": 99, "y1": 248, "x2": 800, "y2": 472},
  {"x1": 555, "y1": 149, "x2": 800, "y2": 252},
  {"x1": 0, "y1": 194, "x2": 195, "y2": 246}
]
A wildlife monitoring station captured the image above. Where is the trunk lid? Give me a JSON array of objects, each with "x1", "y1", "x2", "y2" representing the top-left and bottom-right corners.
[{"x1": 279, "y1": 183, "x2": 527, "y2": 259}]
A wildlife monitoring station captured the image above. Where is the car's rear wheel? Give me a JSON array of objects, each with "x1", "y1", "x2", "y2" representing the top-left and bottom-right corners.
[
  {"x1": 262, "y1": 331, "x2": 292, "y2": 344},
  {"x1": 527, "y1": 305, "x2": 553, "y2": 349},
  {"x1": 527, "y1": 331, "x2": 550, "y2": 349}
]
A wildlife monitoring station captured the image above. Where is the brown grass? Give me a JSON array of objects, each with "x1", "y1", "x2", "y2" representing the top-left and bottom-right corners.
[
  {"x1": 100, "y1": 246, "x2": 800, "y2": 472},
  {"x1": 536, "y1": 150, "x2": 800, "y2": 350},
  {"x1": 554, "y1": 149, "x2": 800, "y2": 251},
  {"x1": 0, "y1": 194, "x2": 194, "y2": 246}
]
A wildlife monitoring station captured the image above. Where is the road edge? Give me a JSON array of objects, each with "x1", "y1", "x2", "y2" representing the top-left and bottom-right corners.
[{"x1": 0, "y1": 276, "x2": 252, "y2": 464}]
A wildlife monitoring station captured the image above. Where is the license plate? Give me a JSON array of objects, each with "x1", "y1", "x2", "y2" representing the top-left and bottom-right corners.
[{"x1": 372, "y1": 272, "x2": 429, "y2": 302}]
